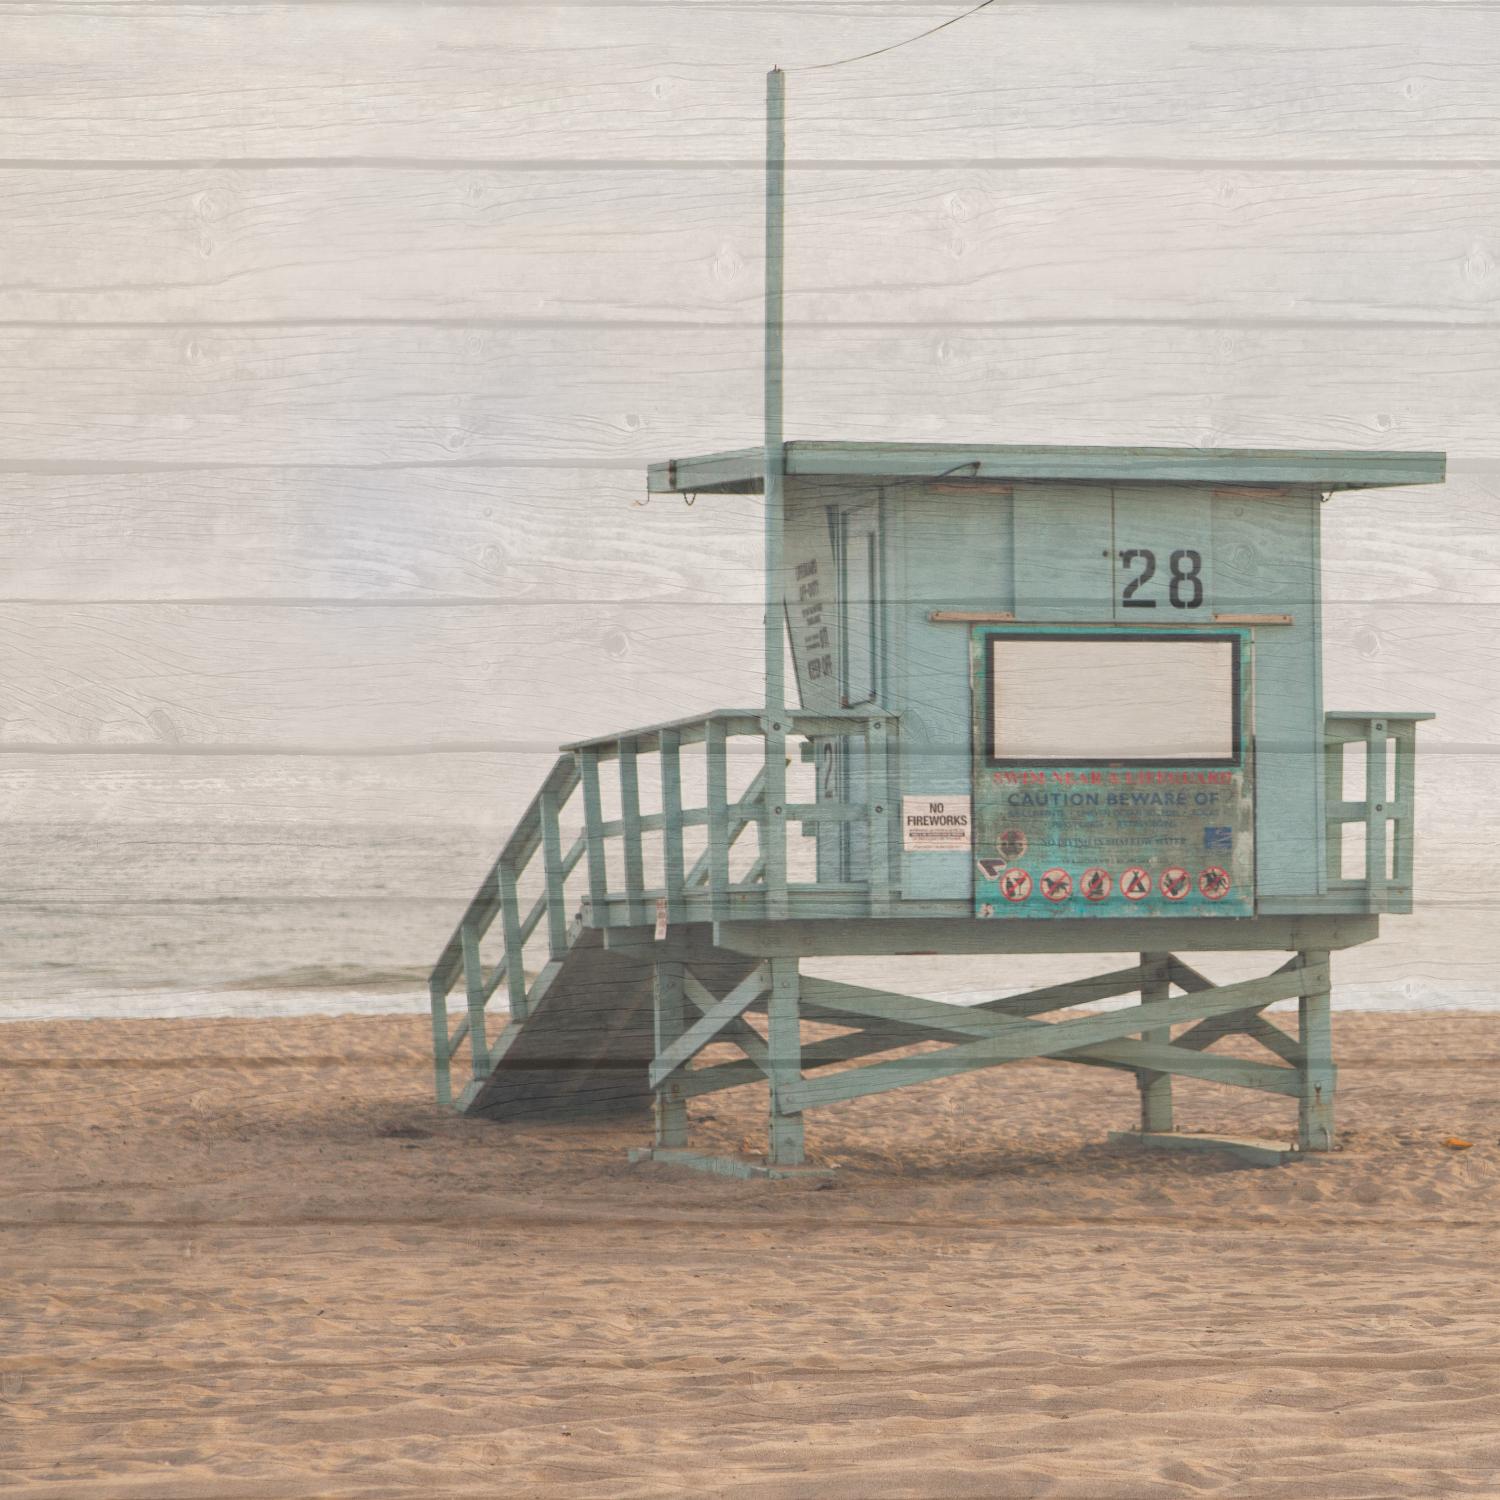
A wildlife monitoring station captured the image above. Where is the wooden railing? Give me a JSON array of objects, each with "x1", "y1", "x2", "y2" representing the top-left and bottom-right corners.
[
  {"x1": 1324, "y1": 711, "x2": 1433, "y2": 914},
  {"x1": 428, "y1": 707, "x2": 898, "y2": 1104}
]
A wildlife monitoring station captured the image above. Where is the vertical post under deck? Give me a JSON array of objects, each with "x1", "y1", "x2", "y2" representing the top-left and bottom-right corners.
[
  {"x1": 766, "y1": 954, "x2": 805, "y2": 1165},
  {"x1": 429, "y1": 976, "x2": 453, "y2": 1108},
  {"x1": 652, "y1": 938, "x2": 689, "y2": 1149},
  {"x1": 461, "y1": 919, "x2": 491, "y2": 1079},
  {"x1": 1137, "y1": 951, "x2": 1174, "y2": 1132},
  {"x1": 1298, "y1": 947, "x2": 1335, "y2": 1151}
]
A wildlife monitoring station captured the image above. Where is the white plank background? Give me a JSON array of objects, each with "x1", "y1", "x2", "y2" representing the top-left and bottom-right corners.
[{"x1": 3, "y1": 0, "x2": 1497, "y2": 1011}]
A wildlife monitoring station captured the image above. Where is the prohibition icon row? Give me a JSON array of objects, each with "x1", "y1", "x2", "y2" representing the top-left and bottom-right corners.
[{"x1": 984, "y1": 864, "x2": 1232, "y2": 903}]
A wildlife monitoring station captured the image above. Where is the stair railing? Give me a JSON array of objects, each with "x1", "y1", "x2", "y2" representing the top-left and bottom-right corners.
[{"x1": 428, "y1": 706, "x2": 899, "y2": 1106}]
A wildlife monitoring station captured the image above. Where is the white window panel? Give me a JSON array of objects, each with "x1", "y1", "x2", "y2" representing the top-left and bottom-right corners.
[{"x1": 989, "y1": 636, "x2": 1236, "y2": 762}]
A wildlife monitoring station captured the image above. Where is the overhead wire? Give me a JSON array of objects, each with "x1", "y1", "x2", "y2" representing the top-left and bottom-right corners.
[{"x1": 790, "y1": 0, "x2": 1001, "y2": 72}]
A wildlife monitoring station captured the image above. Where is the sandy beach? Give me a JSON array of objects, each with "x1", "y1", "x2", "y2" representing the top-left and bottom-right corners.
[{"x1": 4, "y1": 1009, "x2": 1498, "y2": 1498}]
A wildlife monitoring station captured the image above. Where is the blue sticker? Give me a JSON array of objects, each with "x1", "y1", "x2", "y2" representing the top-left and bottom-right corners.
[{"x1": 1204, "y1": 826, "x2": 1233, "y2": 853}]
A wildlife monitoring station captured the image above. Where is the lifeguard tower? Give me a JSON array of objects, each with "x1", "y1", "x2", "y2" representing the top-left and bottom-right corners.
[{"x1": 426, "y1": 74, "x2": 1443, "y2": 1176}]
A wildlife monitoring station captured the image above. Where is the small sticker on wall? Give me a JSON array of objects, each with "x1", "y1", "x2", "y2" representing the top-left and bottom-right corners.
[{"x1": 901, "y1": 796, "x2": 972, "y2": 852}]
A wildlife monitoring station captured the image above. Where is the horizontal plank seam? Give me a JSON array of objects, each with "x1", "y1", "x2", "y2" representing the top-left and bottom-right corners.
[{"x1": 2, "y1": 157, "x2": 1499, "y2": 173}]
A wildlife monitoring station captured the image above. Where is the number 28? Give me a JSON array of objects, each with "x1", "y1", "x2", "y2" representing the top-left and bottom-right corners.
[{"x1": 1119, "y1": 547, "x2": 1204, "y2": 609}]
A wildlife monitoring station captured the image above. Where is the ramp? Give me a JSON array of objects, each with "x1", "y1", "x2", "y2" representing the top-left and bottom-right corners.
[{"x1": 467, "y1": 927, "x2": 760, "y2": 1121}]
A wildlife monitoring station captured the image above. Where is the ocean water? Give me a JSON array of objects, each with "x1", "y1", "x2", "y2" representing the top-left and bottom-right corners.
[{"x1": 3, "y1": 822, "x2": 1495, "y2": 1022}]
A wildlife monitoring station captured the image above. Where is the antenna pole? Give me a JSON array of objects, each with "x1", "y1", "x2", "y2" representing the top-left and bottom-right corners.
[
  {"x1": 763, "y1": 67, "x2": 786, "y2": 717},
  {"x1": 762, "y1": 66, "x2": 788, "y2": 915}
]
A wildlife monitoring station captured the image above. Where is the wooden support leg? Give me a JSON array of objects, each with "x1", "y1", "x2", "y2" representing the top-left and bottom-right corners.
[
  {"x1": 652, "y1": 944, "x2": 689, "y2": 1149},
  {"x1": 1297, "y1": 948, "x2": 1335, "y2": 1151},
  {"x1": 1137, "y1": 951, "x2": 1174, "y2": 1133},
  {"x1": 766, "y1": 955, "x2": 806, "y2": 1166}
]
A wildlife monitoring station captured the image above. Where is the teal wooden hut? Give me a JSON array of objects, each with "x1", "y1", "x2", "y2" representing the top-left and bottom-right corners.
[
  {"x1": 428, "y1": 439, "x2": 1443, "y2": 1175},
  {"x1": 426, "y1": 71, "x2": 1443, "y2": 1175}
]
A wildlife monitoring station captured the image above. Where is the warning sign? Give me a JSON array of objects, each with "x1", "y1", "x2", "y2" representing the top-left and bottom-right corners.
[
  {"x1": 999, "y1": 868, "x2": 1032, "y2": 902},
  {"x1": 902, "y1": 796, "x2": 971, "y2": 852},
  {"x1": 968, "y1": 627, "x2": 1255, "y2": 919}
]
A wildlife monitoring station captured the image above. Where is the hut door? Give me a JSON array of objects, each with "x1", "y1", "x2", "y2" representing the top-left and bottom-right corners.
[{"x1": 836, "y1": 502, "x2": 881, "y2": 879}]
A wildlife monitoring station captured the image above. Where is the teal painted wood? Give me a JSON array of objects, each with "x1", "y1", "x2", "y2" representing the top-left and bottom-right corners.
[
  {"x1": 460, "y1": 920, "x2": 490, "y2": 1081},
  {"x1": 1013, "y1": 484, "x2": 1113, "y2": 621},
  {"x1": 761, "y1": 713, "x2": 789, "y2": 921},
  {"x1": 1323, "y1": 721, "x2": 1344, "y2": 888},
  {"x1": 1392, "y1": 720, "x2": 1418, "y2": 890},
  {"x1": 659, "y1": 727, "x2": 686, "y2": 924},
  {"x1": 1215, "y1": 490, "x2": 1320, "y2": 901},
  {"x1": 428, "y1": 753, "x2": 578, "y2": 996},
  {"x1": 647, "y1": 442, "x2": 1447, "y2": 497},
  {"x1": 794, "y1": 969, "x2": 1297, "y2": 1095},
  {"x1": 428, "y1": 976, "x2": 453, "y2": 1107},
  {"x1": 1137, "y1": 951, "x2": 1174, "y2": 1132},
  {"x1": 714, "y1": 913, "x2": 1377, "y2": 956},
  {"x1": 1176, "y1": 1008, "x2": 1305, "y2": 1067},
  {"x1": 864, "y1": 717, "x2": 893, "y2": 915},
  {"x1": 786, "y1": 961, "x2": 1324, "y2": 1112},
  {"x1": 895, "y1": 481, "x2": 1012, "y2": 901},
  {"x1": 1322, "y1": 712, "x2": 1432, "y2": 914},
  {"x1": 766, "y1": 955, "x2": 805, "y2": 1165},
  {"x1": 651, "y1": 941, "x2": 689, "y2": 1148},
  {"x1": 706, "y1": 718, "x2": 731, "y2": 919},
  {"x1": 617, "y1": 738, "x2": 647, "y2": 928},
  {"x1": 1114, "y1": 487, "x2": 1215, "y2": 622},
  {"x1": 1109, "y1": 1132, "x2": 1296, "y2": 1167},
  {"x1": 1365, "y1": 724, "x2": 1390, "y2": 911},
  {"x1": 578, "y1": 748, "x2": 609, "y2": 921},
  {"x1": 1298, "y1": 948, "x2": 1336, "y2": 1151},
  {"x1": 538, "y1": 786, "x2": 568, "y2": 959},
  {"x1": 682, "y1": 988, "x2": 1299, "y2": 1101},
  {"x1": 684, "y1": 971, "x2": 772, "y2": 1077},
  {"x1": 996, "y1": 964, "x2": 1152, "y2": 1016},
  {"x1": 649, "y1": 964, "x2": 768, "y2": 1089},
  {"x1": 496, "y1": 860, "x2": 528, "y2": 1023}
]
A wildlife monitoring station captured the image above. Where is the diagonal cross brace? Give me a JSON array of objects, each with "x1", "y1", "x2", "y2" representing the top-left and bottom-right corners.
[
  {"x1": 1171, "y1": 956, "x2": 1305, "y2": 1064},
  {"x1": 684, "y1": 971, "x2": 772, "y2": 1078},
  {"x1": 650, "y1": 964, "x2": 770, "y2": 1090},
  {"x1": 785, "y1": 961, "x2": 1325, "y2": 1112}
]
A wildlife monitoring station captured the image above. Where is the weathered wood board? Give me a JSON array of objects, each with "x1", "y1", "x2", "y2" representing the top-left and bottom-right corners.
[{"x1": 2, "y1": 0, "x2": 1494, "y2": 1012}]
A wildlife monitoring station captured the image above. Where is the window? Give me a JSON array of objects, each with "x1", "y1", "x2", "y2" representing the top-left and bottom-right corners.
[
  {"x1": 839, "y1": 503, "x2": 880, "y2": 706},
  {"x1": 985, "y1": 632, "x2": 1240, "y2": 765}
]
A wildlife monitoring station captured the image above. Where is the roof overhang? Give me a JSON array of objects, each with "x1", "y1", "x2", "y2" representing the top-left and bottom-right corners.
[{"x1": 647, "y1": 441, "x2": 1447, "y2": 496}]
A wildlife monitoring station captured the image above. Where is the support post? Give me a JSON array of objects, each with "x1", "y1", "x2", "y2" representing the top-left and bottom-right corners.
[
  {"x1": 766, "y1": 954, "x2": 805, "y2": 1165},
  {"x1": 1137, "y1": 951, "x2": 1174, "y2": 1132},
  {"x1": 429, "y1": 977, "x2": 453, "y2": 1108},
  {"x1": 1298, "y1": 948, "x2": 1336, "y2": 1150},
  {"x1": 652, "y1": 939, "x2": 690, "y2": 1148},
  {"x1": 460, "y1": 920, "x2": 491, "y2": 1079}
]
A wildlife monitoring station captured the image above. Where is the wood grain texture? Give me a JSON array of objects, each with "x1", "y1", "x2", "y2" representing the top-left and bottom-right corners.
[
  {"x1": 0, "y1": 468, "x2": 762, "y2": 602},
  {"x1": 5, "y1": 165, "x2": 1499, "y2": 325},
  {"x1": 3, "y1": 5, "x2": 1497, "y2": 163},
  {"x1": 0, "y1": 324, "x2": 1492, "y2": 467},
  {"x1": 0, "y1": 601, "x2": 767, "y2": 749},
  {"x1": 3, "y1": 0, "x2": 1495, "y2": 1006},
  {"x1": 0, "y1": 600, "x2": 1486, "y2": 752},
  {"x1": 0, "y1": 473, "x2": 1493, "y2": 605}
]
